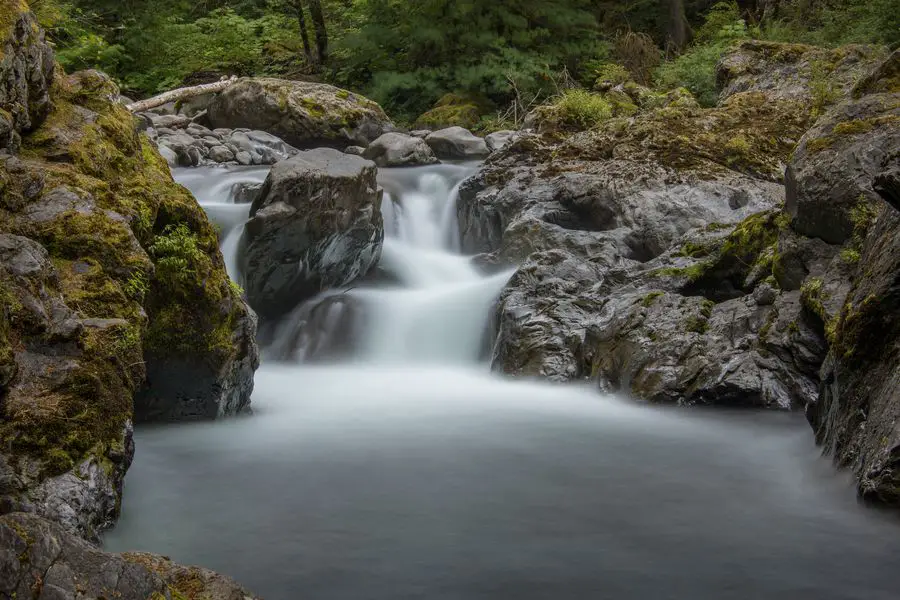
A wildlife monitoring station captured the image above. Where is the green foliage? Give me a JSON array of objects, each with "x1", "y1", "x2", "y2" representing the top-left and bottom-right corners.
[
  {"x1": 149, "y1": 223, "x2": 205, "y2": 289},
  {"x1": 655, "y1": 2, "x2": 749, "y2": 107},
  {"x1": 550, "y1": 89, "x2": 614, "y2": 129},
  {"x1": 761, "y1": 0, "x2": 900, "y2": 47}
]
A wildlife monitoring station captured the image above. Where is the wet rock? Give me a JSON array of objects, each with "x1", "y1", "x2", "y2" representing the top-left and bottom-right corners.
[
  {"x1": 231, "y1": 182, "x2": 263, "y2": 204},
  {"x1": 363, "y1": 132, "x2": 439, "y2": 167},
  {"x1": 244, "y1": 149, "x2": 384, "y2": 320},
  {"x1": 208, "y1": 77, "x2": 393, "y2": 149},
  {"x1": 0, "y1": 513, "x2": 261, "y2": 600},
  {"x1": 425, "y1": 127, "x2": 489, "y2": 160},
  {"x1": 344, "y1": 145, "x2": 365, "y2": 156},
  {"x1": 208, "y1": 145, "x2": 235, "y2": 163}
]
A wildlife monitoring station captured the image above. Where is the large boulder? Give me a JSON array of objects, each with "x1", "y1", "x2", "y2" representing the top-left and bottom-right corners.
[
  {"x1": 207, "y1": 77, "x2": 393, "y2": 149},
  {"x1": 425, "y1": 127, "x2": 490, "y2": 160},
  {"x1": 785, "y1": 50, "x2": 900, "y2": 244},
  {"x1": 0, "y1": 512, "x2": 260, "y2": 599},
  {"x1": 363, "y1": 132, "x2": 438, "y2": 167},
  {"x1": 244, "y1": 149, "x2": 384, "y2": 320}
]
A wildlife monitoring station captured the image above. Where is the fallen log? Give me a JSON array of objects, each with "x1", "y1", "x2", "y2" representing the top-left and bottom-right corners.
[{"x1": 126, "y1": 76, "x2": 238, "y2": 113}]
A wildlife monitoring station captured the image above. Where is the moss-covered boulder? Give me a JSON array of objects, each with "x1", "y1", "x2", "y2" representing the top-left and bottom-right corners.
[
  {"x1": 1, "y1": 5, "x2": 258, "y2": 537},
  {"x1": 207, "y1": 77, "x2": 393, "y2": 149}
]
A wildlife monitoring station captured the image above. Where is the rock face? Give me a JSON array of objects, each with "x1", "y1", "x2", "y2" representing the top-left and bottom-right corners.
[
  {"x1": 717, "y1": 40, "x2": 885, "y2": 103},
  {"x1": 363, "y1": 131, "x2": 438, "y2": 167},
  {"x1": 208, "y1": 77, "x2": 393, "y2": 149},
  {"x1": 785, "y1": 50, "x2": 900, "y2": 244},
  {"x1": 0, "y1": 7, "x2": 55, "y2": 153},
  {"x1": 0, "y1": 512, "x2": 260, "y2": 599},
  {"x1": 425, "y1": 127, "x2": 489, "y2": 159},
  {"x1": 244, "y1": 149, "x2": 384, "y2": 320},
  {"x1": 470, "y1": 44, "x2": 900, "y2": 506},
  {"x1": 1, "y1": 3, "x2": 258, "y2": 540}
]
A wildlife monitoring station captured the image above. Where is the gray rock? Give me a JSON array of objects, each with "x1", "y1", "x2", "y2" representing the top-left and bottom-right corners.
[
  {"x1": 409, "y1": 129, "x2": 432, "y2": 139},
  {"x1": 243, "y1": 149, "x2": 384, "y2": 319},
  {"x1": 785, "y1": 51, "x2": 900, "y2": 244},
  {"x1": 208, "y1": 77, "x2": 393, "y2": 149},
  {"x1": 363, "y1": 132, "x2": 439, "y2": 167},
  {"x1": 149, "y1": 113, "x2": 191, "y2": 130},
  {"x1": 157, "y1": 144, "x2": 178, "y2": 167},
  {"x1": 344, "y1": 145, "x2": 365, "y2": 156},
  {"x1": 0, "y1": 513, "x2": 261, "y2": 600},
  {"x1": 425, "y1": 126, "x2": 489, "y2": 159},
  {"x1": 235, "y1": 150, "x2": 253, "y2": 165},
  {"x1": 208, "y1": 144, "x2": 235, "y2": 163},
  {"x1": 485, "y1": 130, "x2": 516, "y2": 153},
  {"x1": 231, "y1": 182, "x2": 263, "y2": 204}
]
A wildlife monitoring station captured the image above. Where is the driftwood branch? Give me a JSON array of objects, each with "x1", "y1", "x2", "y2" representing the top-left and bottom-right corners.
[{"x1": 126, "y1": 76, "x2": 238, "y2": 113}]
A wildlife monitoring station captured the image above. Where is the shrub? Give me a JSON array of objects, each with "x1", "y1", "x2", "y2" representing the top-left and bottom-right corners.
[
  {"x1": 655, "y1": 2, "x2": 749, "y2": 107},
  {"x1": 550, "y1": 89, "x2": 613, "y2": 130}
]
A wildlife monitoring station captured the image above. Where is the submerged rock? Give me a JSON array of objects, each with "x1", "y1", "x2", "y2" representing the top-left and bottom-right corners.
[
  {"x1": 425, "y1": 126, "x2": 490, "y2": 159},
  {"x1": 0, "y1": 512, "x2": 260, "y2": 599},
  {"x1": 207, "y1": 77, "x2": 393, "y2": 149},
  {"x1": 363, "y1": 132, "x2": 439, "y2": 167},
  {"x1": 244, "y1": 149, "x2": 384, "y2": 320}
]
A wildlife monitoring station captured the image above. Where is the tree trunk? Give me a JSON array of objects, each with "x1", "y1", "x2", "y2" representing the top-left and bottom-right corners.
[
  {"x1": 307, "y1": 0, "x2": 329, "y2": 65},
  {"x1": 664, "y1": 0, "x2": 692, "y2": 52},
  {"x1": 292, "y1": 0, "x2": 316, "y2": 66},
  {"x1": 126, "y1": 77, "x2": 237, "y2": 113}
]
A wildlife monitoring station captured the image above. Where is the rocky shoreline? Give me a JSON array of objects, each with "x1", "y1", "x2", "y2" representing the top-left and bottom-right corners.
[{"x1": 1, "y1": 0, "x2": 899, "y2": 597}]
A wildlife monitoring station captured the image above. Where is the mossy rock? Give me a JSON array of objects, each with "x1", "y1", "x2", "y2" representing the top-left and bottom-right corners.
[{"x1": 415, "y1": 93, "x2": 494, "y2": 130}]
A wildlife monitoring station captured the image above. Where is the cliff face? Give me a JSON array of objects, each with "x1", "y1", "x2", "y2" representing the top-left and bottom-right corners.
[{"x1": 0, "y1": 4, "x2": 258, "y2": 539}]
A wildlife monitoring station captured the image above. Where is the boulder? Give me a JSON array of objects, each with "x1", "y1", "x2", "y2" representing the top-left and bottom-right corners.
[
  {"x1": 363, "y1": 132, "x2": 439, "y2": 167},
  {"x1": 0, "y1": 513, "x2": 260, "y2": 600},
  {"x1": 425, "y1": 127, "x2": 489, "y2": 160},
  {"x1": 207, "y1": 77, "x2": 393, "y2": 149},
  {"x1": 244, "y1": 149, "x2": 384, "y2": 319},
  {"x1": 785, "y1": 50, "x2": 900, "y2": 244},
  {"x1": 485, "y1": 130, "x2": 515, "y2": 153}
]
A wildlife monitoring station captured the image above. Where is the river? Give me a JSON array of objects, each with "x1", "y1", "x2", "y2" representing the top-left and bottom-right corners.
[{"x1": 104, "y1": 162, "x2": 900, "y2": 599}]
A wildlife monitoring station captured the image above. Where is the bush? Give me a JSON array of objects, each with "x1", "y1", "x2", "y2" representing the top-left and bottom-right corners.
[
  {"x1": 655, "y1": 2, "x2": 749, "y2": 107},
  {"x1": 549, "y1": 89, "x2": 614, "y2": 130}
]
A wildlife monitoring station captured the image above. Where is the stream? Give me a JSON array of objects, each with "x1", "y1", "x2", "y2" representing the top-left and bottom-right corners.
[{"x1": 104, "y1": 163, "x2": 900, "y2": 599}]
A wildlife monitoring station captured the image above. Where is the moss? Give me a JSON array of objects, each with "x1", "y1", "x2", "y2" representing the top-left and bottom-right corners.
[
  {"x1": 0, "y1": 0, "x2": 28, "y2": 59},
  {"x1": 641, "y1": 291, "x2": 665, "y2": 307},
  {"x1": 416, "y1": 96, "x2": 485, "y2": 130},
  {"x1": 335, "y1": 89, "x2": 350, "y2": 100},
  {"x1": 685, "y1": 316, "x2": 709, "y2": 334},
  {"x1": 649, "y1": 263, "x2": 709, "y2": 281}
]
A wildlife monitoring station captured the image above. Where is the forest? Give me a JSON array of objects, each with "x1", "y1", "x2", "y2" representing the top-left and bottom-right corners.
[{"x1": 29, "y1": 0, "x2": 900, "y2": 122}]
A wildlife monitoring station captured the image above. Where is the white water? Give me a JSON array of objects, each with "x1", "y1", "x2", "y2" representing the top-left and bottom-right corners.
[{"x1": 104, "y1": 162, "x2": 900, "y2": 600}]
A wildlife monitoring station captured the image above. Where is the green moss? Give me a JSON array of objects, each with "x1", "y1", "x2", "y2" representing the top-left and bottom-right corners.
[
  {"x1": 335, "y1": 89, "x2": 350, "y2": 100},
  {"x1": 641, "y1": 291, "x2": 665, "y2": 307},
  {"x1": 685, "y1": 315, "x2": 710, "y2": 334},
  {"x1": 416, "y1": 95, "x2": 485, "y2": 130},
  {"x1": 805, "y1": 136, "x2": 835, "y2": 153},
  {"x1": 649, "y1": 263, "x2": 710, "y2": 281}
]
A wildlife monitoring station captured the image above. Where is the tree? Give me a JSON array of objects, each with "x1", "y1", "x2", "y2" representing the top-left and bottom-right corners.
[
  {"x1": 290, "y1": 0, "x2": 315, "y2": 65},
  {"x1": 307, "y1": 0, "x2": 328, "y2": 64},
  {"x1": 663, "y1": 0, "x2": 692, "y2": 50}
]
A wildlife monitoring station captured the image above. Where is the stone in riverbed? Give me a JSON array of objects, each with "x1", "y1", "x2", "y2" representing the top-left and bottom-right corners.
[
  {"x1": 363, "y1": 132, "x2": 439, "y2": 167},
  {"x1": 485, "y1": 130, "x2": 516, "y2": 153},
  {"x1": 425, "y1": 127, "x2": 489, "y2": 159},
  {"x1": 243, "y1": 148, "x2": 384, "y2": 320}
]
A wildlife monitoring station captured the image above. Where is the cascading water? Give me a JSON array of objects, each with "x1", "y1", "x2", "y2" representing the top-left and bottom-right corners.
[{"x1": 104, "y1": 162, "x2": 900, "y2": 600}]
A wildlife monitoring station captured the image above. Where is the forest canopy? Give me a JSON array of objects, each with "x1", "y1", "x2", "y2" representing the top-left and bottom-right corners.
[{"x1": 30, "y1": 0, "x2": 900, "y2": 120}]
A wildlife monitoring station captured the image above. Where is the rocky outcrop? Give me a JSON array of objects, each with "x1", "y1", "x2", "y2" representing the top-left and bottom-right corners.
[
  {"x1": 786, "y1": 50, "x2": 900, "y2": 244},
  {"x1": 144, "y1": 112, "x2": 298, "y2": 167},
  {"x1": 244, "y1": 148, "x2": 383, "y2": 320},
  {"x1": 1, "y1": 4, "x2": 258, "y2": 538},
  {"x1": 0, "y1": 512, "x2": 260, "y2": 599},
  {"x1": 425, "y1": 127, "x2": 489, "y2": 159},
  {"x1": 362, "y1": 131, "x2": 438, "y2": 167},
  {"x1": 717, "y1": 40, "x2": 885, "y2": 104},
  {"x1": 0, "y1": 6, "x2": 55, "y2": 153},
  {"x1": 485, "y1": 130, "x2": 515, "y2": 153},
  {"x1": 801, "y1": 51, "x2": 900, "y2": 505},
  {"x1": 207, "y1": 77, "x2": 393, "y2": 149}
]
